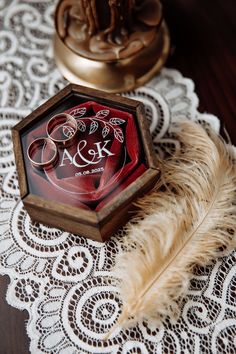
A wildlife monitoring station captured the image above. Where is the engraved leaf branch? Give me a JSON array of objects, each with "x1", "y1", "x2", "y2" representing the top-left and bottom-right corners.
[{"x1": 68, "y1": 108, "x2": 125, "y2": 143}]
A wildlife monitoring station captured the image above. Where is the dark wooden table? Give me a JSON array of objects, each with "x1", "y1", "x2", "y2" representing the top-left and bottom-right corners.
[
  {"x1": 1, "y1": 1, "x2": 236, "y2": 353},
  {"x1": 164, "y1": 0, "x2": 236, "y2": 144}
]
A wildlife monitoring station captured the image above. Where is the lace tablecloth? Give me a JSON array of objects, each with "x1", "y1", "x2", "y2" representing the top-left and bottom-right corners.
[{"x1": 1, "y1": 1, "x2": 236, "y2": 353}]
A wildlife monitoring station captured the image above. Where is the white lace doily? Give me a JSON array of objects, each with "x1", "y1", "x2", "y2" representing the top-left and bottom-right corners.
[{"x1": 1, "y1": 1, "x2": 236, "y2": 354}]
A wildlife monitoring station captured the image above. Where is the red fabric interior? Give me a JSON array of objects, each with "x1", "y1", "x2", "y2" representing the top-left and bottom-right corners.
[{"x1": 25, "y1": 101, "x2": 147, "y2": 211}]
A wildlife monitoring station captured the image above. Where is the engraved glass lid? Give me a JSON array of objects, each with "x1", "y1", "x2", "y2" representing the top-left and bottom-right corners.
[{"x1": 22, "y1": 100, "x2": 147, "y2": 211}]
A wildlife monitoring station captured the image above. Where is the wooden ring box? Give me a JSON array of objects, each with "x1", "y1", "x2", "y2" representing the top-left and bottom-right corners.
[{"x1": 12, "y1": 84, "x2": 160, "y2": 242}]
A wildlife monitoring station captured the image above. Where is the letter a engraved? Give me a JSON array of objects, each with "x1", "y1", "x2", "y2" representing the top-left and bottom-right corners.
[{"x1": 59, "y1": 149, "x2": 73, "y2": 167}]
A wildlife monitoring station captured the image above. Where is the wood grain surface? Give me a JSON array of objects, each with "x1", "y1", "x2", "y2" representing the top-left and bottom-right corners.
[{"x1": 1, "y1": 1, "x2": 236, "y2": 353}]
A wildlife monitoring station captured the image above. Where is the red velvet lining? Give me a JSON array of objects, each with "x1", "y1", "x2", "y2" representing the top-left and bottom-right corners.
[{"x1": 25, "y1": 101, "x2": 147, "y2": 210}]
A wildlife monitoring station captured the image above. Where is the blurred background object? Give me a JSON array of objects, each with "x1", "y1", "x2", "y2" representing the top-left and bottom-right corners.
[{"x1": 54, "y1": 0, "x2": 170, "y2": 92}]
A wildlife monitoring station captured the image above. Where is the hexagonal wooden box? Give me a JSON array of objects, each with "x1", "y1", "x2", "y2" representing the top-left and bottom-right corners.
[{"x1": 12, "y1": 84, "x2": 160, "y2": 242}]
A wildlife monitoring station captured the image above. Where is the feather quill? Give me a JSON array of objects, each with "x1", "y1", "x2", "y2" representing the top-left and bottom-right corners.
[{"x1": 106, "y1": 121, "x2": 236, "y2": 337}]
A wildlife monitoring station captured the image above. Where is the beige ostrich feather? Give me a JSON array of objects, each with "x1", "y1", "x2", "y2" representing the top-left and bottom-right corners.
[{"x1": 106, "y1": 121, "x2": 236, "y2": 337}]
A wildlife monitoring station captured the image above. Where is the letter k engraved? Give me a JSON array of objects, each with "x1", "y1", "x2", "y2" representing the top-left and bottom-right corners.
[{"x1": 94, "y1": 140, "x2": 115, "y2": 159}]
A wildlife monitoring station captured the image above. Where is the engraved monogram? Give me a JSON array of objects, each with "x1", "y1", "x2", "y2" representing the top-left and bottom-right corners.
[
  {"x1": 27, "y1": 107, "x2": 125, "y2": 176},
  {"x1": 59, "y1": 139, "x2": 114, "y2": 168}
]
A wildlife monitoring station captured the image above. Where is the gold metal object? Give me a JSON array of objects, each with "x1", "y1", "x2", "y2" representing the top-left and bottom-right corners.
[
  {"x1": 53, "y1": 0, "x2": 170, "y2": 92},
  {"x1": 54, "y1": 22, "x2": 170, "y2": 93},
  {"x1": 46, "y1": 113, "x2": 77, "y2": 146},
  {"x1": 27, "y1": 138, "x2": 58, "y2": 170}
]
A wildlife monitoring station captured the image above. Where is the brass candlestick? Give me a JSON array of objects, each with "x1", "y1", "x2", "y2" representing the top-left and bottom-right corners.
[{"x1": 54, "y1": 0, "x2": 170, "y2": 93}]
